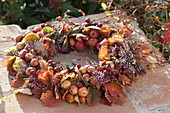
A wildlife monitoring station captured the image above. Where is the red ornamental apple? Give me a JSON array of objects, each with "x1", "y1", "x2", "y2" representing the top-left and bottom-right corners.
[
  {"x1": 82, "y1": 73, "x2": 90, "y2": 82},
  {"x1": 79, "y1": 96, "x2": 86, "y2": 104},
  {"x1": 78, "y1": 87, "x2": 88, "y2": 97},
  {"x1": 69, "y1": 85, "x2": 78, "y2": 95},
  {"x1": 69, "y1": 38, "x2": 76, "y2": 47},
  {"x1": 89, "y1": 29, "x2": 100, "y2": 39},
  {"x1": 16, "y1": 42, "x2": 25, "y2": 51},
  {"x1": 26, "y1": 67, "x2": 36, "y2": 76},
  {"x1": 88, "y1": 38, "x2": 98, "y2": 49},
  {"x1": 25, "y1": 53, "x2": 34, "y2": 62},
  {"x1": 14, "y1": 34, "x2": 24, "y2": 43},
  {"x1": 65, "y1": 93, "x2": 74, "y2": 103},
  {"x1": 30, "y1": 58, "x2": 39, "y2": 67},
  {"x1": 75, "y1": 41, "x2": 86, "y2": 52},
  {"x1": 19, "y1": 49, "x2": 28, "y2": 59}
]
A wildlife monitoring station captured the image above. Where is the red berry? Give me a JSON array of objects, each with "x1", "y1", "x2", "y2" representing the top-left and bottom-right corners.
[
  {"x1": 40, "y1": 23, "x2": 46, "y2": 28},
  {"x1": 76, "y1": 82, "x2": 83, "y2": 88},
  {"x1": 76, "y1": 64, "x2": 81, "y2": 69},
  {"x1": 89, "y1": 29, "x2": 100, "y2": 38},
  {"x1": 97, "y1": 23, "x2": 103, "y2": 27},
  {"x1": 37, "y1": 31, "x2": 44, "y2": 38},
  {"x1": 32, "y1": 27, "x2": 41, "y2": 33},
  {"x1": 54, "y1": 67, "x2": 62, "y2": 73},
  {"x1": 56, "y1": 16, "x2": 62, "y2": 22},
  {"x1": 85, "y1": 18, "x2": 91, "y2": 23}
]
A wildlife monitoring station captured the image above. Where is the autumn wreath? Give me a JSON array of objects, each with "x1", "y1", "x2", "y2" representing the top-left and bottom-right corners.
[{"x1": 2, "y1": 16, "x2": 149, "y2": 107}]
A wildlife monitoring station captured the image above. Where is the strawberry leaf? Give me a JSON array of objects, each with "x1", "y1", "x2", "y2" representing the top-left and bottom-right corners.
[
  {"x1": 40, "y1": 90, "x2": 60, "y2": 107},
  {"x1": 87, "y1": 87, "x2": 101, "y2": 106}
]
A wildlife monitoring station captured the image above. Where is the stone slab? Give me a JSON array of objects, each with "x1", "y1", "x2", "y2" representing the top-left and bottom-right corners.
[{"x1": 0, "y1": 12, "x2": 170, "y2": 113}]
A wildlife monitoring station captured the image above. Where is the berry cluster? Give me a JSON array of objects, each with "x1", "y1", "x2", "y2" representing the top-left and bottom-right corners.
[{"x1": 2, "y1": 17, "x2": 149, "y2": 107}]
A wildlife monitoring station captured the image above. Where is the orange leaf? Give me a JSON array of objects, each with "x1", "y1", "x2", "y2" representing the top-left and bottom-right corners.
[
  {"x1": 40, "y1": 90, "x2": 60, "y2": 107},
  {"x1": 105, "y1": 90, "x2": 126, "y2": 105},
  {"x1": 39, "y1": 60, "x2": 48, "y2": 70},
  {"x1": 12, "y1": 75, "x2": 25, "y2": 88},
  {"x1": 98, "y1": 46, "x2": 110, "y2": 61},
  {"x1": 38, "y1": 70, "x2": 53, "y2": 88},
  {"x1": 121, "y1": 75, "x2": 132, "y2": 86},
  {"x1": 103, "y1": 82, "x2": 125, "y2": 97},
  {"x1": 100, "y1": 26, "x2": 111, "y2": 38}
]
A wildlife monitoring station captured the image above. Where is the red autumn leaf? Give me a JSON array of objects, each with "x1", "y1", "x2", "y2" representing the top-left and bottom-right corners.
[
  {"x1": 121, "y1": 75, "x2": 132, "y2": 86},
  {"x1": 99, "y1": 89, "x2": 111, "y2": 106},
  {"x1": 86, "y1": 87, "x2": 101, "y2": 106},
  {"x1": 31, "y1": 88, "x2": 44, "y2": 98},
  {"x1": 100, "y1": 26, "x2": 111, "y2": 38},
  {"x1": 12, "y1": 75, "x2": 25, "y2": 88},
  {"x1": 103, "y1": 82, "x2": 124, "y2": 97},
  {"x1": 40, "y1": 90, "x2": 60, "y2": 107},
  {"x1": 164, "y1": 29, "x2": 170, "y2": 44},
  {"x1": 103, "y1": 82, "x2": 127, "y2": 105},
  {"x1": 105, "y1": 90, "x2": 126, "y2": 105},
  {"x1": 38, "y1": 70, "x2": 53, "y2": 88},
  {"x1": 100, "y1": 95, "x2": 112, "y2": 106}
]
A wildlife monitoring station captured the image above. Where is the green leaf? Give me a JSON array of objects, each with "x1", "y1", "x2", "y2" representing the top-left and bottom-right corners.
[
  {"x1": 86, "y1": 87, "x2": 101, "y2": 106},
  {"x1": 87, "y1": 2, "x2": 99, "y2": 14},
  {"x1": 59, "y1": 2, "x2": 81, "y2": 17},
  {"x1": 9, "y1": 2, "x2": 23, "y2": 19},
  {"x1": 21, "y1": 16, "x2": 41, "y2": 25}
]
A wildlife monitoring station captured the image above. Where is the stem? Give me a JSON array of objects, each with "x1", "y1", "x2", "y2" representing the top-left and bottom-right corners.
[
  {"x1": 165, "y1": 10, "x2": 168, "y2": 22},
  {"x1": 161, "y1": 43, "x2": 165, "y2": 63}
]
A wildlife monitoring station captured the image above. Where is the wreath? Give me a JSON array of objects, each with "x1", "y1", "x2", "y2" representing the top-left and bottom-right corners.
[{"x1": 2, "y1": 16, "x2": 150, "y2": 107}]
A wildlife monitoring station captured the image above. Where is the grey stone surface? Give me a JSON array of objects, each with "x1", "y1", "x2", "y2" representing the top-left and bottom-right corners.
[{"x1": 0, "y1": 12, "x2": 169, "y2": 113}]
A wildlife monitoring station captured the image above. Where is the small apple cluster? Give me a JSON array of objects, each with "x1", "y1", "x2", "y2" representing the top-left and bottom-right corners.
[{"x1": 2, "y1": 16, "x2": 148, "y2": 107}]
